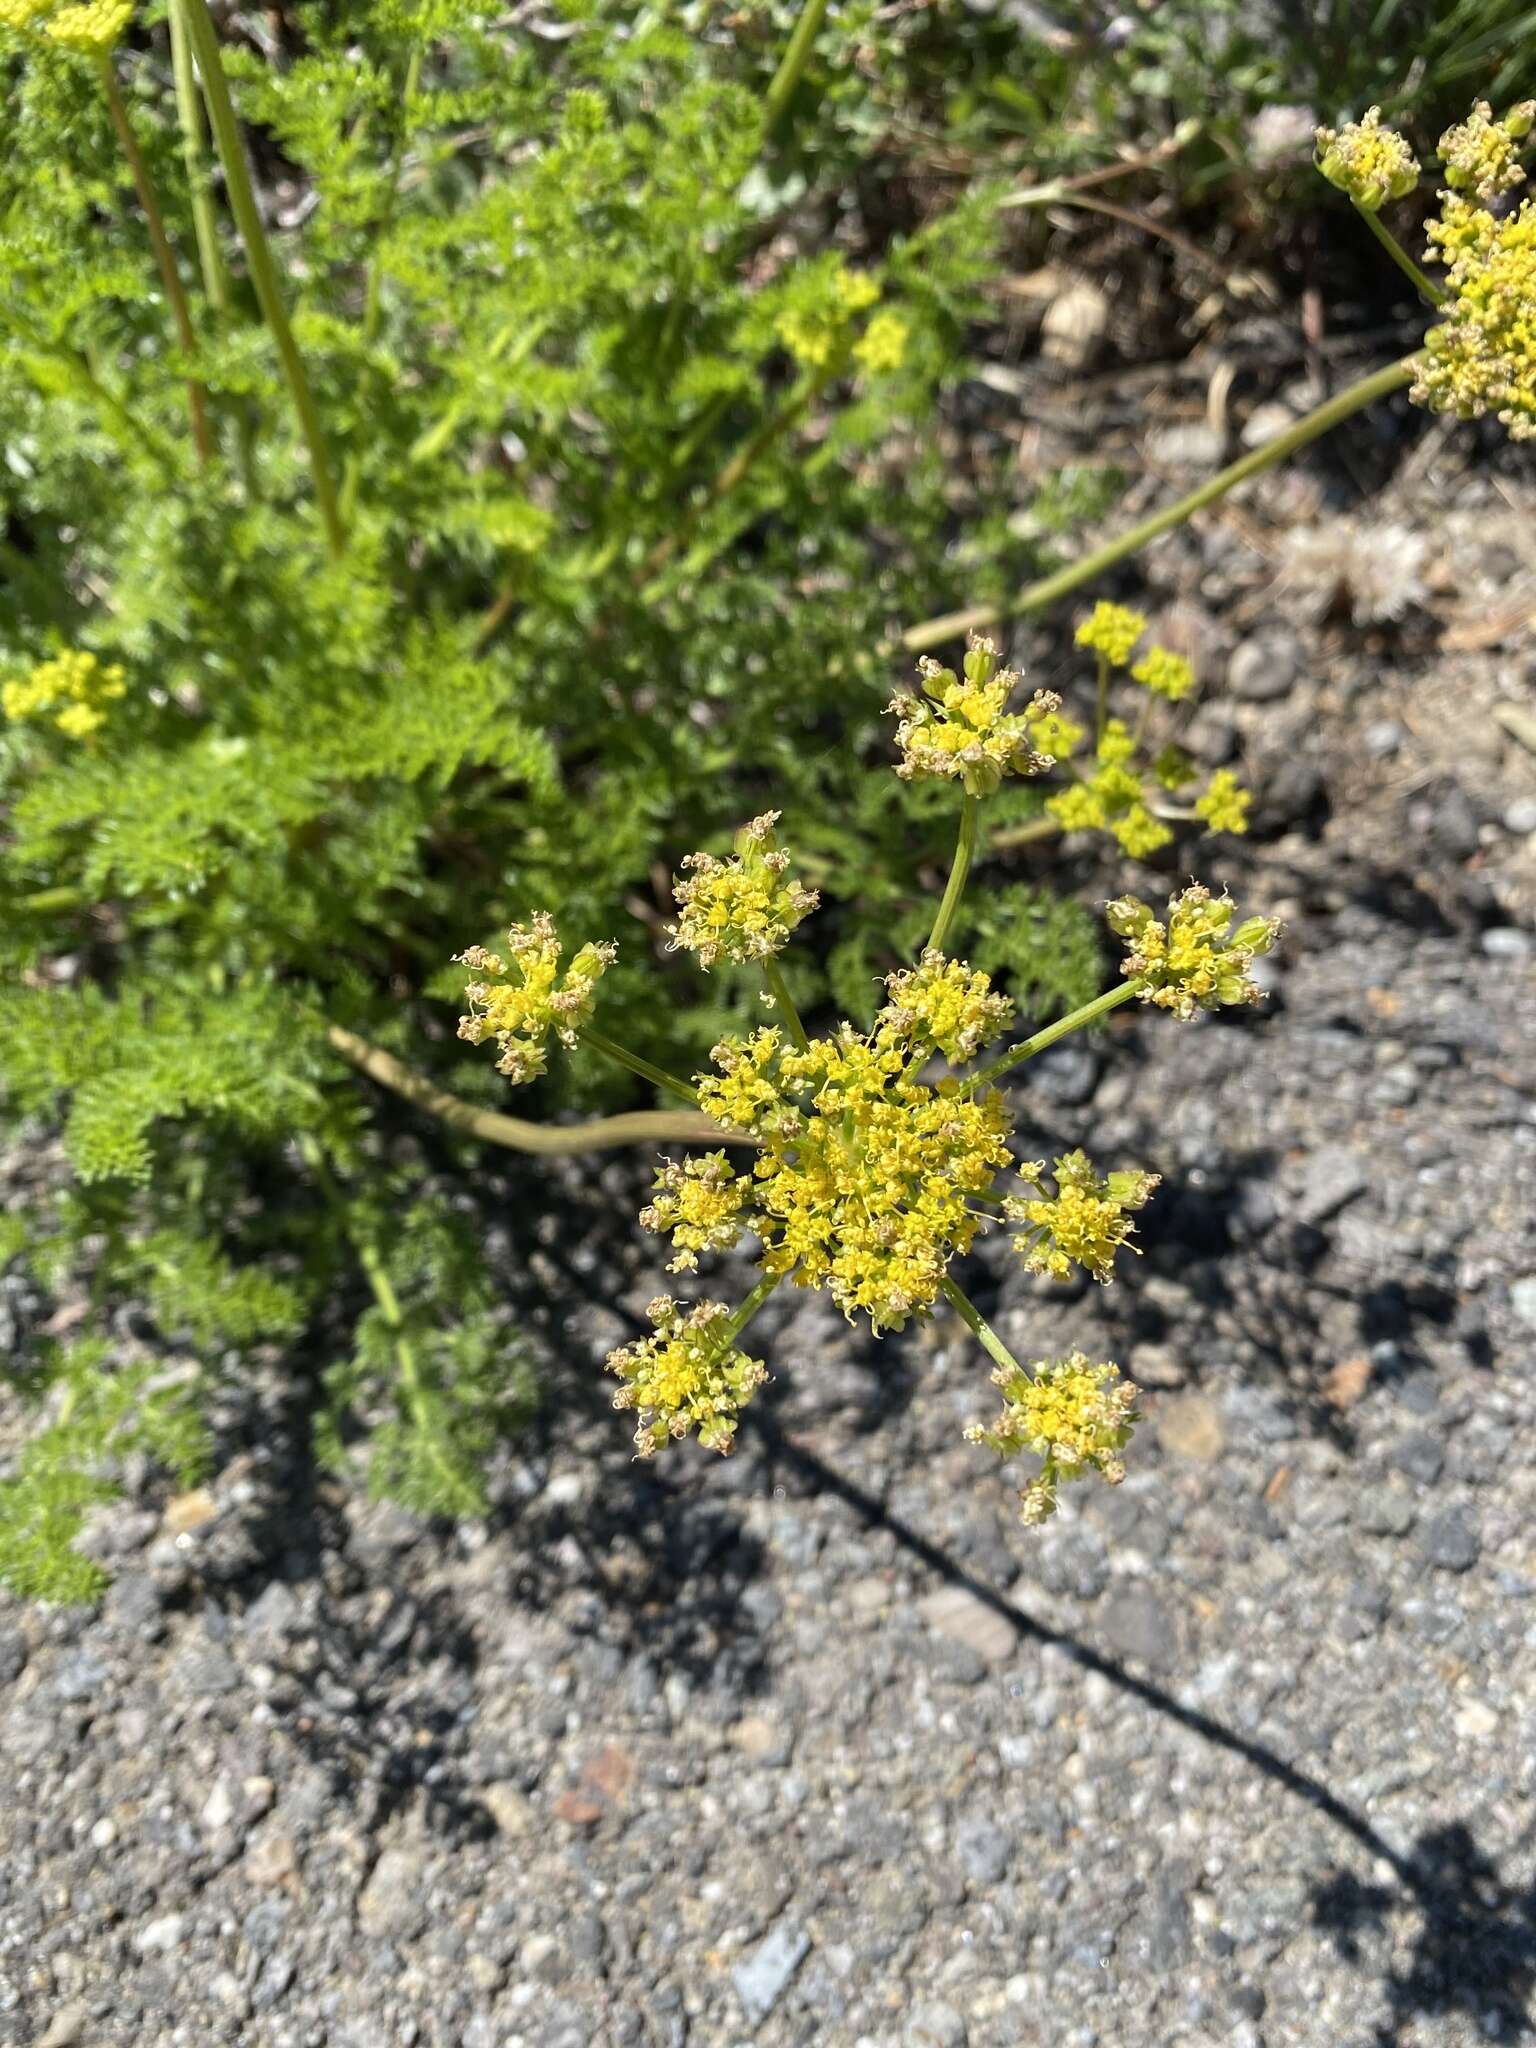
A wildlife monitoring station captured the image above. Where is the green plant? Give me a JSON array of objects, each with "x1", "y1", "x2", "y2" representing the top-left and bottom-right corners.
[{"x1": 454, "y1": 635, "x2": 1281, "y2": 1523}]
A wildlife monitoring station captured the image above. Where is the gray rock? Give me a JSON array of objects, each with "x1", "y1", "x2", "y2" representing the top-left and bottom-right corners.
[
  {"x1": 1147, "y1": 422, "x2": 1226, "y2": 470},
  {"x1": 1391, "y1": 1431, "x2": 1445, "y2": 1486},
  {"x1": 242, "y1": 1580, "x2": 301, "y2": 1638},
  {"x1": 0, "y1": 1628, "x2": 27, "y2": 1684},
  {"x1": 1504, "y1": 796, "x2": 1536, "y2": 835},
  {"x1": 1363, "y1": 719, "x2": 1406, "y2": 759},
  {"x1": 954, "y1": 1814, "x2": 1013, "y2": 1885},
  {"x1": 1295, "y1": 1144, "x2": 1368, "y2": 1225},
  {"x1": 1481, "y1": 926, "x2": 1534, "y2": 960},
  {"x1": 1420, "y1": 1508, "x2": 1480, "y2": 1573},
  {"x1": 1227, "y1": 630, "x2": 1304, "y2": 702},
  {"x1": 358, "y1": 1847, "x2": 430, "y2": 1942},
  {"x1": 906, "y1": 2002, "x2": 968, "y2": 2048},
  {"x1": 1355, "y1": 1486, "x2": 1415, "y2": 1538},
  {"x1": 133, "y1": 1913, "x2": 186, "y2": 1954},
  {"x1": 1098, "y1": 1588, "x2": 1179, "y2": 1671},
  {"x1": 1510, "y1": 1275, "x2": 1536, "y2": 1330},
  {"x1": 54, "y1": 1650, "x2": 109, "y2": 1702},
  {"x1": 174, "y1": 1640, "x2": 240, "y2": 1696},
  {"x1": 731, "y1": 1918, "x2": 809, "y2": 2025},
  {"x1": 1027, "y1": 1042, "x2": 1100, "y2": 1106}
]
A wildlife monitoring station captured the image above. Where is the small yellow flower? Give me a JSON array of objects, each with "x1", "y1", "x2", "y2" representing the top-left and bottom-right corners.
[
  {"x1": 1074, "y1": 600, "x2": 1147, "y2": 669},
  {"x1": 966, "y1": 1351, "x2": 1139, "y2": 1525},
  {"x1": 696, "y1": 1026, "x2": 799, "y2": 1140},
  {"x1": 1108, "y1": 884, "x2": 1280, "y2": 1019},
  {"x1": 853, "y1": 310, "x2": 909, "y2": 375},
  {"x1": 1195, "y1": 767, "x2": 1252, "y2": 835},
  {"x1": 2, "y1": 648, "x2": 126, "y2": 741},
  {"x1": 1417, "y1": 190, "x2": 1536, "y2": 440},
  {"x1": 1314, "y1": 107, "x2": 1420, "y2": 210},
  {"x1": 879, "y1": 951, "x2": 1013, "y2": 1063},
  {"x1": 1110, "y1": 802, "x2": 1174, "y2": 859},
  {"x1": 1045, "y1": 726, "x2": 1173, "y2": 858},
  {"x1": 0, "y1": 0, "x2": 52, "y2": 26},
  {"x1": 640, "y1": 1152, "x2": 754, "y2": 1273},
  {"x1": 776, "y1": 265, "x2": 882, "y2": 368},
  {"x1": 607, "y1": 1297, "x2": 768, "y2": 1457},
  {"x1": 455, "y1": 915, "x2": 616, "y2": 1085},
  {"x1": 669, "y1": 811, "x2": 819, "y2": 969},
  {"x1": 888, "y1": 635, "x2": 1053, "y2": 797},
  {"x1": 1439, "y1": 99, "x2": 1534, "y2": 200},
  {"x1": 42, "y1": 0, "x2": 132, "y2": 47},
  {"x1": 1131, "y1": 645, "x2": 1196, "y2": 702},
  {"x1": 1007, "y1": 1149, "x2": 1158, "y2": 1285},
  {"x1": 1027, "y1": 701, "x2": 1085, "y2": 761}
]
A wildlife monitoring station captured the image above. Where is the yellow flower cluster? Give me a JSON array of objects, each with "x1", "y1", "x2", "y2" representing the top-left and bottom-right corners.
[
  {"x1": 1195, "y1": 767, "x2": 1252, "y2": 835},
  {"x1": 43, "y1": 0, "x2": 131, "y2": 44},
  {"x1": 668, "y1": 811, "x2": 819, "y2": 969},
  {"x1": 1108, "y1": 885, "x2": 1279, "y2": 1019},
  {"x1": 1439, "y1": 99, "x2": 1534, "y2": 200},
  {"x1": 697, "y1": 1013, "x2": 1013, "y2": 1333},
  {"x1": 456, "y1": 915, "x2": 616, "y2": 1084},
  {"x1": 1046, "y1": 720, "x2": 1173, "y2": 859},
  {"x1": 0, "y1": 0, "x2": 50, "y2": 26},
  {"x1": 888, "y1": 636, "x2": 1054, "y2": 797},
  {"x1": 966, "y1": 1352, "x2": 1139, "y2": 1525},
  {"x1": 776, "y1": 266, "x2": 881, "y2": 369},
  {"x1": 853, "y1": 310, "x2": 909, "y2": 376},
  {"x1": 1314, "y1": 107, "x2": 1421, "y2": 210},
  {"x1": 640, "y1": 1151, "x2": 753, "y2": 1273},
  {"x1": 1131, "y1": 645, "x2": 1195, "y2": 702},
  {"x1": 1027, "y1": 701, "x2": 1085, "y2": 761},
  {"x1": 879, "y1": 951, "x2": 1013, "y2": 1063},
  {"x1": 607, "y1": 1297, "x2": 768, "y2": 1457},
  {"x1": 1074, "y1": 600, "x2": 1147, "y2": 668},
  {"x1": 2, "y1": 648, "x2": 126, "y2": 741},
  {"x1": 1417, "y1": 127, "x2": 1536, "y2": 440},
  {"x1": 1007, "y1": 1150, "x2": 1159, "y2": 1285}
]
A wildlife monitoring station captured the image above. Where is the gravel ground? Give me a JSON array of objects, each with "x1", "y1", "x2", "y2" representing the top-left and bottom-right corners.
[{"x1": 2, "y1": 446, "x2": 1536, "y2": 2048}]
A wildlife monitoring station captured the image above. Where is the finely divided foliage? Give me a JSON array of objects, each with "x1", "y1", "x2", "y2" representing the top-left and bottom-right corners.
[{"x1": 0, "y1": 0, "x2": 1531, "y2": 1592}]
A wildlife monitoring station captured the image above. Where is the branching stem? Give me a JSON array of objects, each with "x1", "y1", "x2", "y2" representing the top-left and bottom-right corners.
[
  {"x1": 762, "y1": 956, "x2": 810, "y2": 1051},
  {"x1": 927, "y1": 791, "x2": 978, "y2": 955},
  {"x1": 940, "y1": 1275, "x2": 1024, "y2": 1376},
  {"x1": 971, "y1": 980, "x2": 1140, "y2": 1088}
]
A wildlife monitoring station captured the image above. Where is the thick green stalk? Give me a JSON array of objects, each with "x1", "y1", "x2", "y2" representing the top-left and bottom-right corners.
[
  {"x1": 96, "y1": 55, "x2": 213, "y2": 465},
  {"x1": 763, "y1": 0, "x2": 831, "y2": 135},
  {"x1": 180, "y1": 0, "x2": 346, "y2": 558},
  {"x1": 722, "y1": 1269, "x2": 785, "y2": 1347},
  {"x1": 972, "y1": 980, "x2": 1140, "y2": 1089},
  {"x1": 168, "y1": 0, "x2": 229, "y2": 321},
  {"x1": 926, "y1": 791, "x2": 978, "y2": 955},
  {"x1": 584, "y1": 1028, "x2": 703, "y2": 1108},
  {"x1": 940, "y1": 1276, "x2": 1023, "y2": 1376},
  {"x1": 762, "y1": 956, "x2": 810, "y2": 1051},
  {"x1": 1354, "y1": 204, "x2": 1444, "y2": 306},
  {"x1": 902, "y1": 356, "x2": 1421, "y2": 653},
  {"x1": 327, "y1": 1025, "x2": 746, "y2": 1154}
]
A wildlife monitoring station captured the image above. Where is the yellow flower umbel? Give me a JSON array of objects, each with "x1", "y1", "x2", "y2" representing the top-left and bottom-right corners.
[
  {"x1": 1195, "y1": 767, "x2": 1252, "y2": 836},
  {"x1": 1074, "y1": 600, "x2": 1147, "y2": 669},
  {"x1": 888, "y1": 635, "x2": 1054, "y2": 797},
  {"x1": 669, "y1": 812, "x2": 818, "y2": 969},
  {"x1": 1438, "y1": 99, "x2": 1534, "y2": 201},
  {"x1": 1314, "y1": 107, "x2": 1421, "y2": 210},
  {"x1": 1416, "y1": 110, "x2": 1536, "y2": 441},
  {"x1": 853, "y1": 310, "x2": 909, "y2": 376},
  {"x1": 0, "y1": 0, "x2": 51, "y2": 25},
  {"x1": 1046, "y1": 720, "x2": 1173, "y2": 858},
  {"x1": 966, "y1": 1352, "x2": 1139, "y2": 1525},
  {"x1": 695, "y1": 1008, "x2": 1014, "y2": 1334},
  {"x1": 640, "y1": 1152, "x2": 754, "y2": 1273},
  {"x1": 1131, "y1": 645, "x2": 1196, "y2": 703},
  {"x1": 607, "y1": 1298, "x2": 768, "y2": 1457},
  {"x1": 1008, "y1": 1150, "x2": 1159, "y2": 1285},
  {"x1": 42, "y1": 0, "x2": 132, "y2": 45},
  {"x1": 2, "y1": 648, "x2": 126, "y2": 741},
  {"x1": 776, "y1": 265, "x2": 881, "y2": 370},
  {"x1": 456, "y1": 916, "x2": 616, "y2": 1085},
  {"x1": 879, "y1": 952, "x2": 1013, "y2": 1063},
  {"x1": 1109, "y1": 885, "x2": 1279, "y2": 1019},
  {"x1": 1027, "y1": 700, "x2": 1086, "y2": 762}
]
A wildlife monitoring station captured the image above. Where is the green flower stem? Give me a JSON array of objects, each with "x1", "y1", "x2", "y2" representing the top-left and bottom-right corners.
[
  {"x1": 762, "y1": 956, "x2": 810, "y2": 1051},
  {"x1": 168, "y1": 0, "x2": 229, "y2": 322},
  {"x1": 583, "y1": 1028, "x2": 702, "y2": 1108},
  {"x1": 940, "y1": 1275, "x2": 1024, "y2": 1376},
  {"x1": 986, "y1": 813, "x2": 1061, "y2": 855},
  {"x1": 972, "y1": 980, "x2": 1140, "y2": 1089},
  {"x1": 902, "y1": 355, "x2": 1421, "y2": 654},
  {"x1": 763, "y1": 0, "x2": 831, "y2": 136},
  {"x1": 722, "y1": 1269, "x2": 785, "y2": 1348},
  {"x1": 1354, "y1": 203, "x2": 1445, "y2": 306},
  {"x1": 180, "y1": 0, "x2": 346, "y2": 558},
  {"x1": 327, "y1": 1024, "x2": 746, "y2": 1154},
  {"x1": 927, "y1": 790, "x2": 979, "y2": 955},
  {"x1": 95, "y1": 55, "x2": 213, "y2": 466}
]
